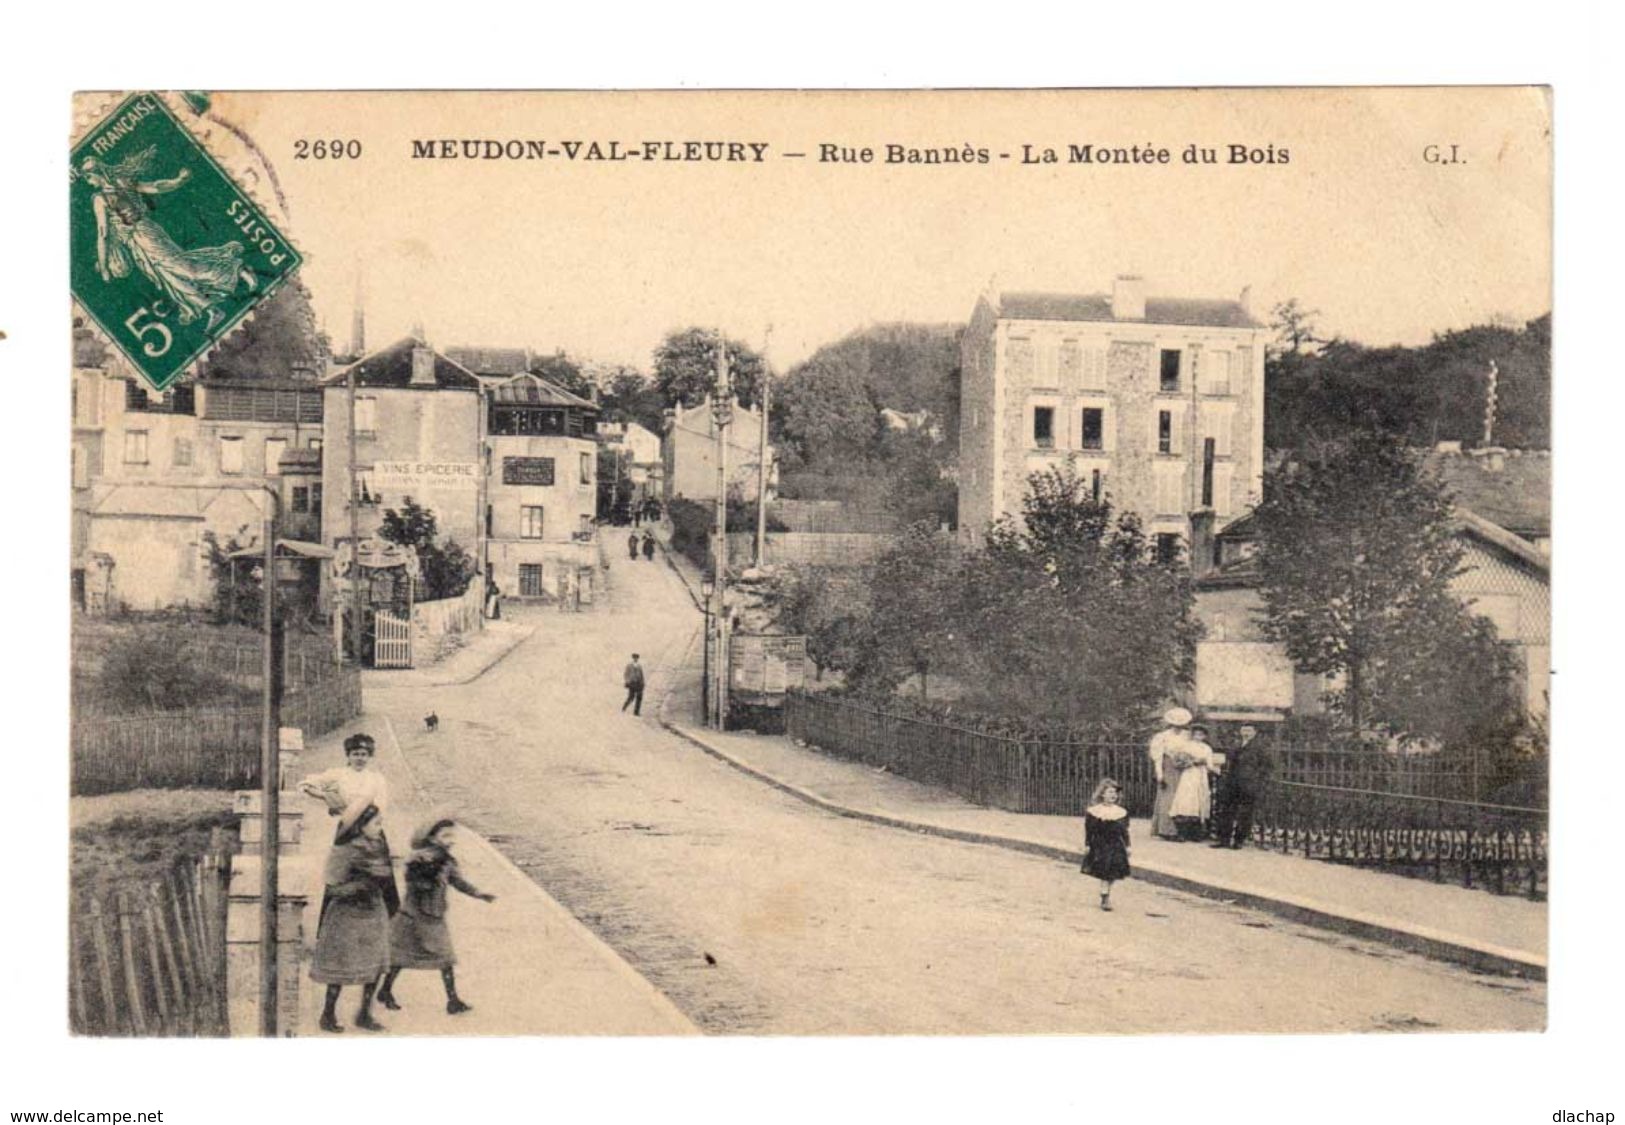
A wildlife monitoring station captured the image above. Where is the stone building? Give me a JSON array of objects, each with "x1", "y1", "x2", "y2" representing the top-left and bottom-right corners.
[
  {"x1": 319, "y1": 337, "x2": 484, "y2": 602},
  {"x1": 957, "y1": 278, "x2": 1268, "y2": 554},
  {"x1": 482, "y1": 372, "x2": 601, "y2": 602},
  {"x1": 662, "y1": 397, "x2": 775, "y2": 504}
]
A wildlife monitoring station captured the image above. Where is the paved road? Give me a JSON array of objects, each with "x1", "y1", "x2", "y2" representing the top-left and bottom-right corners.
[{"x1": 373, "y1": 549, "x2": 1544, "y2": 1034}]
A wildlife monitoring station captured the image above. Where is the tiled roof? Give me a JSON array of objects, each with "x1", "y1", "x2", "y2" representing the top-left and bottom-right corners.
[
  {"x1": 999, "y1": 291, "x2": 1261, "y2": 329},
  {"x1": 321, "y1": 337, "x2": 482, "y2": 390},
  {"x1": 1426, "y1": 450, "x2": 1550, "y2": 538},
  {"x1": 488, "y1": 372, "x2": 599, "y2": 411},
  {"x1": 444, "y1": 346, "x2": 532, "y2": 376}
]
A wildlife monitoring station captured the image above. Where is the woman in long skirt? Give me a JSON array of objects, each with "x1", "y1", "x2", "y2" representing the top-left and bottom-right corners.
[
  {"x1": 375, "y1": 818, "x2": 496, "y2": 1016},
  {"x1": 300, "y1": 732, "x2": 399, "y2": 917},
  {"x1": 1082, "y1": 778, "x2": 1132, "y2": 911},
  {"x1": 310, "y1": 804, "x2": 391, "y2": 1032}
]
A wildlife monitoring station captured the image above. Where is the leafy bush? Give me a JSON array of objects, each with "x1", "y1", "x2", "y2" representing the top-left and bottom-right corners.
[{"x1": 94, "y1": 626, "x2": 253, "y2": 712}]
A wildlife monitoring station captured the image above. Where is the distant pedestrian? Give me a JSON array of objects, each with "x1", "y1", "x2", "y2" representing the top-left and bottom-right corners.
[
  {"x1": 622, "y1": 653, "x2": 645, "y2": 715},
  {"x1": 485, "y1": 579, "x2": 501, "y2": 620},
  {"x1": 311, "y1": 803, "x2": 391, "y2": 1033},
  {"x1": 1081, "y1": 778, "x2": 1131, "y2": 911},
  {"x1": 1148, "y1": 708, "x2": 1193, "y2": 840},
  {"x1": 375, "y1": 818, "x2": 496, "y2": 1017},
  {"x1": 627, "y1": 532, "x2": 639, "y2": 561},
  {"x1": 1213, "y1": 724, "x2": 1271, "y2": 849},
  {"x1": 1170, "y1": 723, "x2": 1216, "y2": 841},
  {"x1": 641, "y1": 531, "x2": 656, "y2": 561}
]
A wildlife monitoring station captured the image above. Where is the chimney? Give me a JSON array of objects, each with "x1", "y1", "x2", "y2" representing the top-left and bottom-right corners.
[
  {"x1": 1189, "y1": 509, "x2": 1217, "y2": 579},
  {"x1": 410, "y1": 345, "x2": 436, "y2": 386},
  {"x1": 1111, "y1": 275, "x2": 1146, "y2": 321},
  {"x1": 1238, "y1": 285, "x2": 1252, "y2": 317}
]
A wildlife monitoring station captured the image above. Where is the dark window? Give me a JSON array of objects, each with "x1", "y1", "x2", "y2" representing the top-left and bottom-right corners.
[
  {"x1": 172, "y1": 384, "x2": 196, "y2": 415},
  {"x1": 1033, "y1": 406, "x2": 1055, "y2": 448},
  {"x1": 291, "y1": 486, "x2": 310, "y2": 513},
  {"x1": 1201, "y1": 438, "x2": 1216, "y2": 508},
  {"x1": 1155, "y1": 533, "x2": 1181, "y2": 565},
  {"x1": 518, "y1": 564, "x2": 544, "y2": 597},
  {"x1": 1081, "y1": 408, "x2": 1104, "y2": 450},
  {"x1": 1160, "y1": 349, "x2": 1181, "y2": 392},
  {"x1": 485, "y1": 503, "x2": 494, "y2": 538},
  {"x1": 1091, "y1": 469, "x2": 1103, "y2": 501},
  {"x1": 312, "y1": 483, "x2": 323, "y2": 514},
  {"x1": 125, "y1": 380, "x2": 147, "y2": 412},
  {"x1": 1158, "y1": 411, "x2": 1173, "y2": 455}
]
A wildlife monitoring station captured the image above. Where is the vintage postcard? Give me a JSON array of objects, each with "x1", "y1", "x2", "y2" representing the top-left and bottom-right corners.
[{"x1": 68, "y1": 88, "x2": 1550, "y2": 1037}]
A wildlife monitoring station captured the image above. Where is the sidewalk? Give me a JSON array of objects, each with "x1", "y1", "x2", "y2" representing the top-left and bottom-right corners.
[
  {"x1": 649, "y1": 540, "x2": 1547, "y2": 978},
  {"x1": 361, "y1": 615, "x2": 537, "y2": 691},
  {"x1": 293, "y1": 713, "x2": 697, "y2": 1035}
]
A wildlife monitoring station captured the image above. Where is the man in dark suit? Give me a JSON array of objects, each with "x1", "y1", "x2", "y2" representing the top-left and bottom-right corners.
[
  {"x1": 622, "y1": 653, "x2": 646, "y2": 715},
  {"x1": 1212, "y1": 724, "x2": 1272, "y2": 848}
]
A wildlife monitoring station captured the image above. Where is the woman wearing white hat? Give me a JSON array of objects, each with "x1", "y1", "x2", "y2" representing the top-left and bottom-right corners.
[{"x1": 1148, "y1": 707, "x2": 1194, "y2": 839}]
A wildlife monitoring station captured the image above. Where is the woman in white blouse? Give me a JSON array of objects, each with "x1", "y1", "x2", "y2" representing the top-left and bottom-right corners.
[{"x1": 301, "y1": 732, "x2": 399, "y2": 915}]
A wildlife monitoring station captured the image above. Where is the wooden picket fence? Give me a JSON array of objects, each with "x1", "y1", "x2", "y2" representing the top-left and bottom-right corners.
[
  {"x1": 72, "y1": 668, "x2": 363, "y2": 794},
  {"x1": 70, "y1": 830, "x2": 233, "y2": 1036}
]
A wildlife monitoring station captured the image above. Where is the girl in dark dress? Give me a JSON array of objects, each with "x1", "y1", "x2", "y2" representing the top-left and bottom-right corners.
[
  {"x1": 375, "y1": 819, "x2": 496, "y2": 1016},
  {"x1": 1081, "y1": 778, "x2": 1131, "y2": 912}
]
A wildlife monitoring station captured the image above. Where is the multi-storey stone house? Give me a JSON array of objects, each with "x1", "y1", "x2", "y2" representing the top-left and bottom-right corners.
[{"x1": 957, "y1": 277, "x2": 1268, "y2": 555}]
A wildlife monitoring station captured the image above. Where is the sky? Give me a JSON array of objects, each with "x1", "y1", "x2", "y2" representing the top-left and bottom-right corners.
[{"x1": 195, "y1": 88, "x2": 1550, "y2": 372}]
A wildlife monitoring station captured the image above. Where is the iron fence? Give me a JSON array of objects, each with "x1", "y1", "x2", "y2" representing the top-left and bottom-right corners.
[
  {"x1": 786, "y1": 692, "x2": 1549, "y2": 898},
  {"x1": 785, "y1": 692, "x2": 1157, "y2": 816},
  {"x1": 1251, "y1": 782, "x2": 1547, "y2": 900}
]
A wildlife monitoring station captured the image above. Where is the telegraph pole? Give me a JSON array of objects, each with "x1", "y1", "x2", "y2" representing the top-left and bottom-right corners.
[
  {"x1": 347, "y1": 362, "x2": 361, "y2": 664},
  {"x1": 710, "y1": 333, "x2": 732, "y2": 729},
  {"x1": 259, "y1": 494, "x2": 282, "y2": 1036},
  {"x1": 754, "y1": 325, "x2": 772, "y2": 569}
]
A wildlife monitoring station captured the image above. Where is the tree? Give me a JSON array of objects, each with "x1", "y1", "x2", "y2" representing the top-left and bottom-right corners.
[
  {"x1": 761, "y1": 565, "x2": 875, "y2": 682},
  {"x1": 597, "y1": 364, "x2": 666, "y2": 432},
  {"x1": 959, "y1": 465, "x2": 1202, "y2": 730},
  {"x1": 201, "y1": 525, "x2": 260, "y2": 626},
  {"x1": 860, "y1": 523, "x2": 965, "y2": 698},
  {"x1": 652, "y1": 328, "x2": 765, "y2": 411},
  {"x1": 199, "y1": 278, "x2": 328, "y2": 380},
  {"x1": 1269, "y1": 298, "x2": 1325, "y2": 359},
  {"x1": 378, "y1": 498, "x2": 477, "y2": 601},
  {"x1": 1251, "y1": 430, "x2": 1518, "y2": 743}
]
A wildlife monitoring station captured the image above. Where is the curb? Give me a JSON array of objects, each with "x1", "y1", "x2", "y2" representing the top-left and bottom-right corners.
[
  {"x1": 375, "y1": 716, "x2": 701, "y2": 1035},
  {"x1": 363, "y1": 621, "x2": 539, "y2": 690},
  {"x1": 659, "y1": 716, "x2": 1546, "y2": 982}
]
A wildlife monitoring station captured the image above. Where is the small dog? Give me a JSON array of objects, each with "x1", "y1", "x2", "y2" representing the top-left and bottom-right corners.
[{"x1": 424, "y1": 712, "x2": 439, "y2": 732}]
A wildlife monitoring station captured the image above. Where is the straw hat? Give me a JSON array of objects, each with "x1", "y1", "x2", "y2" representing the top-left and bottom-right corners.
[{"x1": 1162, "y1": 707, "x2": 1193, "y2": 728}]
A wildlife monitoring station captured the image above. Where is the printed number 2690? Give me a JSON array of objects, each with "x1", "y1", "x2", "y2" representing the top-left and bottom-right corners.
[{"x1": 294, "y1": 139, "x2": 362, "y2": 159}]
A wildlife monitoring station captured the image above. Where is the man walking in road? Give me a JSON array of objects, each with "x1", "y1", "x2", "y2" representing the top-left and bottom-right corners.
[
  {"x1": 641, "y1": 531, "x2": 656, "y2": 561},
  {"x1": 628, "y1": 531, "x2": 640, "y2": 561},
  {"x1": 1212, "y1": 723, "x2": 1271, "y2": 849},
  {"x1": 622, "y1": 653, "x2": 646, "y2": 715}
]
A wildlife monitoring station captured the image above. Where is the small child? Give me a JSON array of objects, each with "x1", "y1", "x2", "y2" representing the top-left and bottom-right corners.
[
  {"x1": 1081, "y1": 778, "x2": 1132, "y2": 912},
  {"x1": 375, "y1": 818, "x2": 496, "y2": 1016}
]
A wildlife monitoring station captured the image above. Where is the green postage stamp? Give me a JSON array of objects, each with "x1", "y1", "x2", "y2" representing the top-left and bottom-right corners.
[{"x1": 70, "y1": 93, "x2": 302, "y2": 391}]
